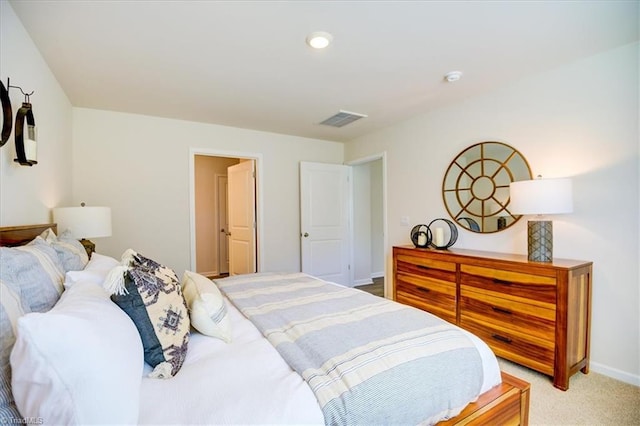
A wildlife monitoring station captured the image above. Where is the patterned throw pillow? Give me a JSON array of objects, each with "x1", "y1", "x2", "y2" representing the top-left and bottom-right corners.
[
  {"x1": 40, "y1": 228, "x2": 89, "y2": 272},
  {"x1": 105, "y1": 250, "x2": 190, "y2": 379},
  {"x1": 181, "y1": 271, "x2": 232, "y2": 342},
  {"x1": 0, "y1": 238, "x2": 65, "y2": 421}
]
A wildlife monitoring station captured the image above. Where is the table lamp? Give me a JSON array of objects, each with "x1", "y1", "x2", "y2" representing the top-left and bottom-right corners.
[
  {"x1": 509, "y1": 176, "x2": 573, "y2": 262},
  {"x1": 53, "y1": 203, "x2": 112, "y2": 257}
]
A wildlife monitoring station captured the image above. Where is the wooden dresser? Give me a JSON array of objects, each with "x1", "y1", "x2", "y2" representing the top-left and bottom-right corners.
[{"x1": 393, "y1": 245, "x2": 592, "y2": 390}]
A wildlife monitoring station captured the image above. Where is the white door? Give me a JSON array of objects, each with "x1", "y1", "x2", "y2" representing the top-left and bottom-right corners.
[
  {"x1": 228, "y1": 160, "x2": 256, "y2": 275},
  {"x1": 217, "y1": 175, "x2": 229, "y2": 275},
  {"x1": 300, "y1": 162, "x2": 351, "y2": 286}
]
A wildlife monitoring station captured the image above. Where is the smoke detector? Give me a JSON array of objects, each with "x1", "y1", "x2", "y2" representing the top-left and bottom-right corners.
[{"x1": 444, "y1": 71, "x2": 463, "y2": 82}]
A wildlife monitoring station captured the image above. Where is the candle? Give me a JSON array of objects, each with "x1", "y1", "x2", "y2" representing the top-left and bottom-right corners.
[
  {"x1": 435, "y1": 227, "x2": 444, "y2": 247},
  {"x1": 417, "y1": 232, "x2": 427, "y2": 246},
  {"x1": 24, "y1": 138, "x2": 37, "y2": 162}
]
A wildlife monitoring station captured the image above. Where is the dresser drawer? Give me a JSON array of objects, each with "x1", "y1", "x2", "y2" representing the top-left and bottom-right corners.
[
  {"x1": 396, "y1": 272, "x2": 456, "y2": 323},
  {"x1": 396, "y1": 253, "x2": 457, "y2": 281},
  {"x1": 460, "y1": 264, "x2": 556, "y2": 305},
  {"x1": 461, "y1": 317, "x2": 555, "y2": 376},
  {"x1": 460, "y1": 285, "x2": 556, "y2": 342}
]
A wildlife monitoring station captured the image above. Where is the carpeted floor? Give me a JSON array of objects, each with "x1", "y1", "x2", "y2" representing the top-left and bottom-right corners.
[{"x1": 498, "y1": 358, "x2": 640, "y2": 425}]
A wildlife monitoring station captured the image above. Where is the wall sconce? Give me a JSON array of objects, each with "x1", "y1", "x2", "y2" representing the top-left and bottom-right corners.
[
  {"x1": 14, "y1": 100, "x2": 37, "y2": 166},
  {"x1": 53, "y1": 203, "x2": 112, "y2": 258},
  {"x1": 509, "y1": 176, "x2": 573, "y2": 262},
  {"x1": 1, "y1": 80, "x2": 11, "y2": 148},
  {"x1": 2, "y1": 78, "x2": 37, "y2": 166}
]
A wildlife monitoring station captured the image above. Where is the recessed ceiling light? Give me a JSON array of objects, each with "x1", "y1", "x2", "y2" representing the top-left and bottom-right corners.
[
  {"x1": 445, "y1": 71, "x2": 463, "y2": 82},
  {"x1": 306, "y1": 31, "x2": 333, "y2": 49}
]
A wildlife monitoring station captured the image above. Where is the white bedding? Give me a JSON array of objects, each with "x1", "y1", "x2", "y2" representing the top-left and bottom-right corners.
[
  {"x1": 4, "y1": 245, "x2": 503, "y2": 425},
  {"x1": 138, "y1": 297, "x2": 501, "y2": 425},
  {"x1": 138, "y1": 299, "x2": 325, "y2": 425}
]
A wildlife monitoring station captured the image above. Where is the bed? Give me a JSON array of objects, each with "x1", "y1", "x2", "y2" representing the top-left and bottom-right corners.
[{"x1": 0, "y1": 223, "x2": 529, "y2": 425}]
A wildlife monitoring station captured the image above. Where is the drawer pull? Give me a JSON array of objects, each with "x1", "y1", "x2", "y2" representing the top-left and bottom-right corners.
[
  {"x1": 417, "y1": 265, "x2": 431, "y2": 271},
  {"x1": 493, "y1": 279, "x2": 512, "y2": 286},
  {"x1": 492, "y1": 334, "x2": 512, "y2": 344},
  {"x1": 416, "y1": 287, "x2": 431, "y2": 294},
  {"x1": 491, "y1": 306, "x2": 513, "y2": 315}
]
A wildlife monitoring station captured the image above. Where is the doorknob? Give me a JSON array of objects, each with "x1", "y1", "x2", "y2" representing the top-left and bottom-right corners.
[{"x1": 302, "y1": 232, "x2": 309, "y2": 238}]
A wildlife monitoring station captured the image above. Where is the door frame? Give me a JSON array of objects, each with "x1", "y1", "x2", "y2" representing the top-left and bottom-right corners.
[
  {"x1": 345, "y1": 152, "x2": 388, "y2": 297},
  {"x1": 189, "y1": 148, "x2": 264, "y2": 273},
  {"x1": 216, "y1": 174, "x2": 229, "y2": 275}
]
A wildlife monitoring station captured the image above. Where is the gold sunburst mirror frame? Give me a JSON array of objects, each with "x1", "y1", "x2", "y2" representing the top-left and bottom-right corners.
[{"x1": 442, "y1": 141, "x2": 533, "y2": 233}]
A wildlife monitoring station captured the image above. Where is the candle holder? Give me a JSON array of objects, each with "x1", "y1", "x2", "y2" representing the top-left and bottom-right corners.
[
  {"x1": 428, "y1": 218, "x2": 458, "y2": 250},
  {"x1": 410, "y1": 224, "x2": 431, "y2": 248}
]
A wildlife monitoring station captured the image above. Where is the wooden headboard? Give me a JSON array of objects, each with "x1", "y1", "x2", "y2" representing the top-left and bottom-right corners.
[{"x1": 0, "y1": 223, "x2": 57, "y2": 247}]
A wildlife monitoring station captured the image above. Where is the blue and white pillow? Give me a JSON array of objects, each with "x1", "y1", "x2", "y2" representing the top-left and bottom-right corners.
[
  {"x1": 40, "y1": 228, "x2": 89, "y2": 272},
  {"x1": 0, "y1": 238, "x2": 65, "y2": 421},
  {"x1": 105, "y1": 250, "x2": 190, "y2": 379}
]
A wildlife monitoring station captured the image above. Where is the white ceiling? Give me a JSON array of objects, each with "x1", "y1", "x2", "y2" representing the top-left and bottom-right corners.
[{"x1": 9, "y1": 1, "x2": 638, "y2": 143}]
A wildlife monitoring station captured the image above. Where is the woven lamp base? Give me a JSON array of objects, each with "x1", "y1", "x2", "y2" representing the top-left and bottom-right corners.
[
  {"x1": 527, "y1": 220, "x2": 553, "y2": 262},
  {"x1": 79, "y1": 238, "x2": 95, "y2": 259}
]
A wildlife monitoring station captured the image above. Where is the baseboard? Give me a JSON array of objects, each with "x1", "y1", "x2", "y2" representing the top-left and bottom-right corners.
[
  {"x1": 354, "y1": 273, "x2": 383, "y2": 286},
  {"x1": 590, "y1": 361, "x2": 640, "y2": 387},
  {"x1": 354, "y1": 278, "x2": 374, "y2": 286},
  {"x1": 198, "y1": 270, "x2": 218, "y2": 279}
]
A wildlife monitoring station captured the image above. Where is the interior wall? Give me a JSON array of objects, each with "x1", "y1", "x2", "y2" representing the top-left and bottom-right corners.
[
  {"x1": 0, "y1": 0, "x2": 73, "y2": 226},
  {"x1": 71, "y1": 107, "x2": 344, "y2": 276},
  {"x1": 345, "y1": 43, "x2": 640, "y2": 385},
  {"x1": 194, "y1": 155, "x2": 239, "y2": 275}
]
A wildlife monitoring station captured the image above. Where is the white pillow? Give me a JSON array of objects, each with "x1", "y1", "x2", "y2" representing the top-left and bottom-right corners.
[
  {"x1": 181, "y1": 271, "x2": 232, "y2": 342},
  {"x1": 10, "y1": 280, "x2": 144, "y2": 425},
  {"x1": 64, "y1": 253, "x2": 119, "y2": 288}
]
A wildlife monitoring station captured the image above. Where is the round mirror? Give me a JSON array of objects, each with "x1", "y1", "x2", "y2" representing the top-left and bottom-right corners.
[{"x1": 442, "y1": 141, "x2": 532, "y2": 233}]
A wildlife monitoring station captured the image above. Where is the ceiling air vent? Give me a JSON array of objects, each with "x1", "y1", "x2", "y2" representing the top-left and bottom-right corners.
[{"x1": 319, "y1": 110, "x2": 368, "y2": 128}]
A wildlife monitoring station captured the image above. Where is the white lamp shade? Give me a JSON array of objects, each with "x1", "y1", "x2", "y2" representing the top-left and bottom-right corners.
[
  {"x1": 509, "y1": 178, "x2": 573, "y2": 215},
  {"x1": 53, "y1": 207, "x2": 112, "y2": 239}
]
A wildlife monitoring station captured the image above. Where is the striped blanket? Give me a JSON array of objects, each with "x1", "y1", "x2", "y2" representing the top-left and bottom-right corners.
[{"x1": 215, "y1": 273, "x2": 483, "y2": 426}]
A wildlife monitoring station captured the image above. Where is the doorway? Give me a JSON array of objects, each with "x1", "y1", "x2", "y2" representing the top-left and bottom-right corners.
[
  {"x1": 299, "y1": 154, "x2": 387, "y2": 295},
  {"x1": 190, "y1": 150, "x2": 262, "y2": 277},
  {"x1": 351, "y1": 158, "x2": 385, "y2": 288}
]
